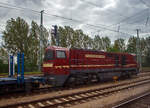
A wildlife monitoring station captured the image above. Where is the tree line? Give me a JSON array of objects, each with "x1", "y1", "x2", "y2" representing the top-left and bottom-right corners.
[{"x1": 0, "y1": 17, "x2": 150, "y2": 72}]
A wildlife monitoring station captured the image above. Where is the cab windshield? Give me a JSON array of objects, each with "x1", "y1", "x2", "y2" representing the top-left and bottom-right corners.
[{"x1": 44, "y1": 49, "x2": 54, "y2": 61}]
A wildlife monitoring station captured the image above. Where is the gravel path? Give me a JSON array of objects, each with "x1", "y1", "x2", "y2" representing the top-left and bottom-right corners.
[{"x1": 119, "y1": 94, "x2": 150, "y2": 108}]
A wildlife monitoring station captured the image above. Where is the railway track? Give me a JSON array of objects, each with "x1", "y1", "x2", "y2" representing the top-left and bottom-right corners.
[
  {"x1": 136, "y1": 71, "x2": 150, "y2": 77},
  {"x1": 1, "y1": 76, "x2": 150, "y2": 108},
  {"x1": 0, "y1": 72, "x2": 150, "y2": 100},
  {"x1": 112, "y1": 92, "x2": 150, "y2": 108}
]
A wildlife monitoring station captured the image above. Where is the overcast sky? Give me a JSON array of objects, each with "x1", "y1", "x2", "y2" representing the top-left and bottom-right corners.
[{"x1": 0, "y1": 0, "x2": 150, "y2": 43}]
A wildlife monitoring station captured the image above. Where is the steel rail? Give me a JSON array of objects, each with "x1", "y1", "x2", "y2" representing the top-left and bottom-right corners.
[{"x1": 1, "y1": 78, "x2": 150, "y2": 108}]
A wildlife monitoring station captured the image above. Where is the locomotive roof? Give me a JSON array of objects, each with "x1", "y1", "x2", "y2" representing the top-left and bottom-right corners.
[
  {"x1": 46, "y1": 46, "x2": 131, "y2": 56},
  {"x1": 46, "y1": 46, "x2": 68, "y2": 50},
  {"x1": 71, "y1": 48, "x2": 130, "y2": 55}
]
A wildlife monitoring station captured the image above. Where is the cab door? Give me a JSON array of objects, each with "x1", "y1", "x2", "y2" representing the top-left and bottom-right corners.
[
  {"x1": 115, "y1": 55, "x2": 119, "y2": 67},
  {"x1": 121, "y1": 55, "x2": 126, "y2": 67},
  {"x1": 55, "y1": 50, "x2": 69, "y2": 75}
]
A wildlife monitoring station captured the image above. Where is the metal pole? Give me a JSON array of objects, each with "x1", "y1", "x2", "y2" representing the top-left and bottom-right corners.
[
  {"x1": 21, "y1": 53, "x2": 24, "y2": 83},
  {"x1": 136, "y1": 29, "x2": 142, "y2": 72},
  {"x1": 8, "y1": 55, "x2": 14, "y2": 77},
  {"x1": 57, "y1": 31, "x2": 59, "y2": 46},
  {"x1": 39, "y1": 10, "x2": 44, "y2": 71},
  {"x1": 17, "y1": 53, "x2": 20, "y2": 84},
  {"x1": 11, "y1": 55, "x2": 13, "y2": 77},
  {"x1": 13, "y1": 55, "x2": 15, "y2": 76},
  {"x1": 9, "y1": 55, "x2": 11, "y2": 77},
  {"x1": 54, "y1": 25, "x2": 59, "y2": 46}
]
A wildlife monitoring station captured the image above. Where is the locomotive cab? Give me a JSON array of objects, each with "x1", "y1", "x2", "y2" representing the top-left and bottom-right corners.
[
  {"x1": 42, "y1": 46, "x2": 70, "y2": 86},
  {"x1": 42, "y1": 48, "x2": 54, "y2": 75}
]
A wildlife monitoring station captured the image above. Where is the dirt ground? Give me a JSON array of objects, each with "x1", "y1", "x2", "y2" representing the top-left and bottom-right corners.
[{"x1": 120, "y1": 94, "x2": 150, "y2": 108}]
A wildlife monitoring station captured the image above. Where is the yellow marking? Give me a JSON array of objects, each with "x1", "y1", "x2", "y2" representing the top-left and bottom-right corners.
[
  {"x1": 43, "y1": 63, "x2": 53, "y2": 67},
  {"x1": 55, "y1": 65, "x2": 70, "y2": 69},
  {"x1": 85, "y1": 54, "x2": 105, "y2": 58},
  {"x1": 44, "y1": 64, "x2": 136, "y2": 69},
  {"x1": 62, "y1": 65, "x2": 70, "y2": 68},
  {"x1": 70, "y1": 64, "x2": 137, "y2": 68},
  {"x1": 71, "y1": 64, "x2": 114, "y2": 68},
  {"x1": 106, "y1": 64, "x2": 115, "y2": 66},
  {"x1": 124, "y1": 64, "x2": 136, "y2": 67},
  {"x1": 55, "y1": 66, "x2": 62, "y2": 69}
]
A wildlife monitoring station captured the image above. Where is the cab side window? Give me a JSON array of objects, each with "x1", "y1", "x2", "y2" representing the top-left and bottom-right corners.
[
  {"x1": 121, "y1": 55, "x2": 126, "y2": 65},
  {"x1": 56, "y1": 51, "x2": 66, "y2": 58},
  {"x1": 44, "y1": 49, "x2": 54, "y2": 61}
]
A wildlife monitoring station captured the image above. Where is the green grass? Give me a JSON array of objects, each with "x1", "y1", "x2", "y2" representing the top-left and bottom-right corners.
[
  {"x1": 0, "y1": 73, "x2": 8, "y2": 75},
  {"x1": 24, "y1": 71, "x2": 42, "y2": 74},
  {"x1": 0, "y1": 71, "x2": 42, "y2": 76}
]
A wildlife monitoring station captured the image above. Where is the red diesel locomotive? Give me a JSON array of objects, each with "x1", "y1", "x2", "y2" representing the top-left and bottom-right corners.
[{"x1": 42, "y1": 46, "x2": 139, "y2": 86}]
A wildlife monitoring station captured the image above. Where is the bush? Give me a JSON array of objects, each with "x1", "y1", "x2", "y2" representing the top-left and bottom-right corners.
[
  {"x1": 24, "y1": 62, "x2": 38, "y2": 72},
  {"x1": 0, "y1": 58, "x2": 39, "y2": 74},
  {"x1": 0, "y1": 59, "x2": 9, "y2": 73}
]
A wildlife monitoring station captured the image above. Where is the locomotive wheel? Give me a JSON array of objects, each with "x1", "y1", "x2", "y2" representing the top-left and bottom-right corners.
[
  {"x1": 64, "y1": 75, "x2": 76, "y2": 87},
  {"x1": 64, "y1": 73, "x2": 100, "y2": 87}
]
